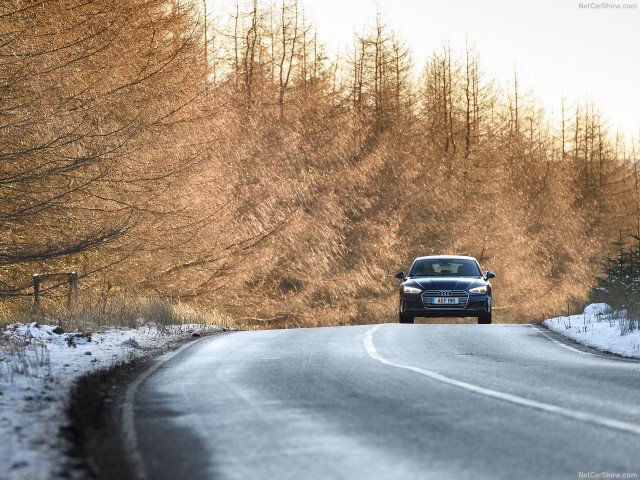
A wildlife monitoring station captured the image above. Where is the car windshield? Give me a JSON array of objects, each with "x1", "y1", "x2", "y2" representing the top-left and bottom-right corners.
[{"x1": 409, "y1": 258, "x2": 481, "y2": 277}]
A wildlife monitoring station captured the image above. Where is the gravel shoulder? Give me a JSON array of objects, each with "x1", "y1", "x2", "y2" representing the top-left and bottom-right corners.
[{"x1": 67, "y1": 329, "x2": 229, "y2": 480}]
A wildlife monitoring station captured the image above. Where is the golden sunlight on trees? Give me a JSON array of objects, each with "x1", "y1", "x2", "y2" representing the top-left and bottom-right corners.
[{"x1": 1, "y1": 0, "x2": 639, "y2": 326}]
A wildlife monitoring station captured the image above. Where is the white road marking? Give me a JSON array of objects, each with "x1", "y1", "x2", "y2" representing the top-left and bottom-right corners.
[
  {"x1": 531, "y1": 324, "x2": 640, "y2": 363},
  {"x1": 529, "y1": 324, "x2": 599, "y2": 357},
  {"x1": 122, "y1": 336, "x2": 211, "y2": 480},
  {"x1": 363, "y1": 324, "x2": 640, "y2": 436}
]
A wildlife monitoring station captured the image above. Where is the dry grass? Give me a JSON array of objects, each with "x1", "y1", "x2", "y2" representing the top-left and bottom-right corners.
[
  {"x1": 0, "y1": 295, "x2": 231, "y2": 382},
  {"x1": 0, "y1": 334, "x2": 51, "y2": 382},
  {"x1": 0, "y1": 296, "x2": 231, "y2": 333}
]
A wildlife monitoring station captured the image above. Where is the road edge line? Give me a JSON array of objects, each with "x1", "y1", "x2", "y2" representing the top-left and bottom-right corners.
[
  {"x1": 529, "y1": 324, "x2": 600, "y2": 357},
  {"x1": 532, "y1": 324, "x2": 640, "y2": 362},
  {"x1": 121, "y1": 335, "x2": 211, "y2": 480},
  {"x1": 363, "y1": 324, "x2": 640, "y2": 436}
]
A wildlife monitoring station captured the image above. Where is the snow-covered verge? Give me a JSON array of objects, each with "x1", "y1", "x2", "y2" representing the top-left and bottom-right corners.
[
  {"x1": 543, "y1": 303, "x2": 640, "y2": 358},
  {"x1": 0, "y1": 321, "x2": 226, "y2": 480}
]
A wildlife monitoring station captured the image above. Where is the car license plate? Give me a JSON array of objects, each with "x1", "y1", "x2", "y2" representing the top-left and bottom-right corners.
[{"x1": 432, "y1": 297, "x2": 458, "y2": 304}]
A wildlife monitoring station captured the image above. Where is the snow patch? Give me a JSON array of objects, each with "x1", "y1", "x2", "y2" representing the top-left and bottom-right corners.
[
  {"x1": 0, "y1": 321, "x2": 226, "y2": 480},
  {"x1": 543, "y1": 303, "x2": 640, "y2": 358},
  {"x1": 582, "y1": 303, "x2": 611, "y2": 317}
]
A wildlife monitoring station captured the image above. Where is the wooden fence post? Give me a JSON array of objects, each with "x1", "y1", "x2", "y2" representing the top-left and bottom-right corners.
[
  {"x1": 33, "y1": 274, "x2": 41, "y2": 309},
  {"x1": 68, "y1": 272, "x2": 79, "y2": 310},
  {"x1": 32, "y1": 272, "x2": 79, "y2": 311}
]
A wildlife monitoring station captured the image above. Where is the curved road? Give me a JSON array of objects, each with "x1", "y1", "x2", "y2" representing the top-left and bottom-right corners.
[{"x1": 127, "y1": 324, "x2": 640, "y2": 480}]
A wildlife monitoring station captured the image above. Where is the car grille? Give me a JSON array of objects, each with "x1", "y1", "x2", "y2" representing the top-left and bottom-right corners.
[{"x1": 421, "y1": 290, "x2": 469, "y2": 308}]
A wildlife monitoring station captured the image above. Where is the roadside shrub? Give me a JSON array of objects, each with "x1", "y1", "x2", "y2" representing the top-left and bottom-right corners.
[{"x1": 589, "y1": 232, "x2": 640, "y2": 333}]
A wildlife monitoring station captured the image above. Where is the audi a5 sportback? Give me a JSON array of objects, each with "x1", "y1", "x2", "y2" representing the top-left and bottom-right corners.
[{"x1": 394, "y1": 255, "x2": 495, "y2": 324}]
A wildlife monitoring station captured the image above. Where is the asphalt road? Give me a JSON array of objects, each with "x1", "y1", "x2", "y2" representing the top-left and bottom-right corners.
[{"x1": 127, "y1": 324, "x2": 640, "y2": 480}]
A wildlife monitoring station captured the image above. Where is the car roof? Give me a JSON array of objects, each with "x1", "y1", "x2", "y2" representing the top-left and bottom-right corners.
[{"x1": 412, "y1": 255, "x2": 478, "y2": 262}]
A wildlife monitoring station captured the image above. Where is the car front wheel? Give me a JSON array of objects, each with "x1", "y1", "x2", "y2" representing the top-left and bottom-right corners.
[
  {"x1": 478, "y1": 300, "x2": 492, "y2": 324},
  {"x1": 399, "y1": 313, "x2": 414, "y2": 324}
]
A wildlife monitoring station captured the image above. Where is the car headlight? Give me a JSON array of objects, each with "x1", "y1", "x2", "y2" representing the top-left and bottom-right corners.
[
  {"x1": 403, "y1": 285, "x2": 422, "y2": 294},
  {"x1": 469, "y1": 286, "x2": 488, "y2": 294}
]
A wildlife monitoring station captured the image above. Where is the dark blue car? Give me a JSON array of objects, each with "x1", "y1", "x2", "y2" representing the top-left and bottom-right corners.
[{"x1": 395, "y1": 255, "x2": 495, "y2": 324}]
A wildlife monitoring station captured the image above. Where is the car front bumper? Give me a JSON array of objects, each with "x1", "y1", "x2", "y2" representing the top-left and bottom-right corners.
[{"x1": 400, "y1": 293, "x2": 490, "y2": 318}]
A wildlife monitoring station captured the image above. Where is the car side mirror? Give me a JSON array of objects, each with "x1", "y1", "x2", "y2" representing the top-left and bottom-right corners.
[
  {"x1": 394, "y1": 271, "x2": 406, "y2": 280},
  {"x1": 485, "y1": 271, "x2": 496, "y2": 279}
]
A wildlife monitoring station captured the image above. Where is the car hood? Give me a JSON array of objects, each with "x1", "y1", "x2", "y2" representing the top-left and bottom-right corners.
[{"x1": 408, "y1": 277, "x2": 486, "y2": 291}]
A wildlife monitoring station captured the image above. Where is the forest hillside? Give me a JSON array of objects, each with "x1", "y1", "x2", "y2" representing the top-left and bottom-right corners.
[{"x1": 2, "y1": 0, "x2": 639, "y2": 327}]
